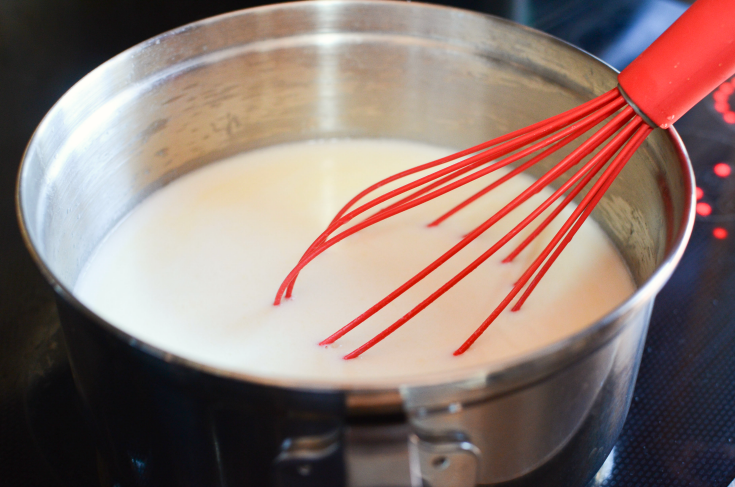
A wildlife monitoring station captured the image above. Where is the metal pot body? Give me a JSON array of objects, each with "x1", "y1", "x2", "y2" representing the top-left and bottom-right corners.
[{"x1": 17, "y1": 2, "x2": 694, "y2": 486}]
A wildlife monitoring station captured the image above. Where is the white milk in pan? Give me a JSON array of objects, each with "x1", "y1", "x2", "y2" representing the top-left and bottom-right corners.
[{"x1": 74, "y1": 139, "x2": 635, "y2": 384}]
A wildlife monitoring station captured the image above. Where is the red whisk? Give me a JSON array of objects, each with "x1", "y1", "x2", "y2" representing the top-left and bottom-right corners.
[{"x1": 275, "y1": 0, "x2": 735, "y2": 359}]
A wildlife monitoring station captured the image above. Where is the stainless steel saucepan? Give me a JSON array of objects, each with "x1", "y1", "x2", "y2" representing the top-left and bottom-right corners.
[{"x1": 17, "y1": 1, "x2": 694, "y2": 485}]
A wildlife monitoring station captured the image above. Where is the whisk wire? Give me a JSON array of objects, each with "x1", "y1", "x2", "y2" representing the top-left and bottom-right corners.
[
  {"x1": 340, "y1": 110, "x2": 642, "y2": 359},
  {"x1": 428, "y1": 97, "x2": 626, "y2": 227},
  {"x1": 279, "y1": 89, "x2": 621, "y2": 302},
  {"x1": 454, "y1": 121, "x2": 652, "y2": 355},
  {"x1": 276, "y1": 92, "x2": 626, "y2": 305},
  {"x1": 503, "y1": 112, "x2": 640, "y2": 263},
  {"x1": 321, "y1": 104, "x2": 635, "y2": 353},
  {"x1": 511, "y1": 123, "x2": 653, "y2": 311},
  {"x1": 325, "y1": 88, "x2": 621, "y2": 226}
]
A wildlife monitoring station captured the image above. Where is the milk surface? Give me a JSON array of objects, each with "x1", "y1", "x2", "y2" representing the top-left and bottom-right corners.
[{"x1": 75, "y1": 139, "x2": 635, "y2": 385}]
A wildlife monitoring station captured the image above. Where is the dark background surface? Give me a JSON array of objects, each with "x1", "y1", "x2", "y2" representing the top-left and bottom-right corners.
[{"x1": 4, "y1": 0, "x2": 735, "y2": 485}]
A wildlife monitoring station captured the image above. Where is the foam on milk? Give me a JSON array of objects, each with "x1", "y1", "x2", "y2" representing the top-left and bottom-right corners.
[{"x1": 74, "y1": 139, "x2": 635, "y2": 384}]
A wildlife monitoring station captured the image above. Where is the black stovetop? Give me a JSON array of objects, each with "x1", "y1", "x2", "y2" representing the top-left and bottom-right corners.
[{"x1": 3, "y1": 0, "x2": 735, "y2": 486}]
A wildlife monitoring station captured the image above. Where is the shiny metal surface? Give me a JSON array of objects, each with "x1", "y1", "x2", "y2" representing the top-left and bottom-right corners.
[{"x1": 17, "y1": 1, "x2": 694, "y2": 485}]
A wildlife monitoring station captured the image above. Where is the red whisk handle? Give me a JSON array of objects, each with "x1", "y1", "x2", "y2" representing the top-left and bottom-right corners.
[{"x1": 618, "y1": 0, "x2": 735, "y2": 129}]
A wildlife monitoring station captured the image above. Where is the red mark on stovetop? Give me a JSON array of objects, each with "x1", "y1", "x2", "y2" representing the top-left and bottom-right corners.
[
  {"x1": 713, "y1": 227, "x2": 728, "y2": 239},
  {"x1": 713, "y1": 79, "x2": 735, "y2": 124},
  {"x1": 697, "y1": 202, "x2": 712, "y2": 216},
  {"x1": 714, "y1": 163, "x2": 732, "y2": 177},
  {"x1": 696, "y1": 187, "x2": 704, "y2": 200}
]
